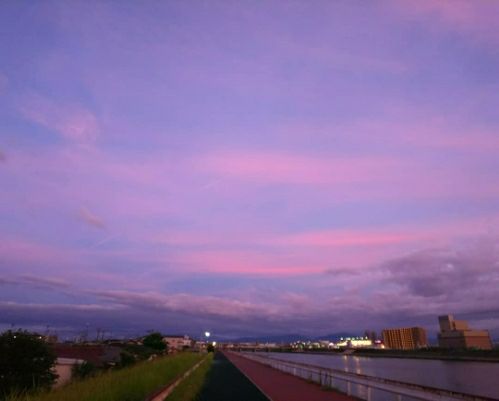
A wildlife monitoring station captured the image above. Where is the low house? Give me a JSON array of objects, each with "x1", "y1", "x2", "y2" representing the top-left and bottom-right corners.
[
  {"x1": 162, "y1": 335, "x2": 193, "y2": 350},
  {"x1": 52, "y1": 343, "x2": 122, "y2": 367},
  {"x1": 53, "y1": 357, "x2": 84, "y2": 388}
]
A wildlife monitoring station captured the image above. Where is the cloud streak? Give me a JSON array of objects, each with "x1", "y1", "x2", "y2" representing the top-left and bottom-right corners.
[
  {"x1": 78, "y1": 207, "x2": 106, "y2": 230},
  {"x1": 18, "y1": 93, "x2": 99, "y2": 143}
]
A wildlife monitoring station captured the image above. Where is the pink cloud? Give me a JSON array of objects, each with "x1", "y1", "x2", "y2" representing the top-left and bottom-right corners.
[
  {"x1": 149, "y1": 213, "x2": 499, "y2": 277},
  {"x1": 271, "y1": 230, "x2": 419, "y2": 248},
  {"x1": 271, "y1": 214, "x2": 499, "y2": 250},
  {"x1": 18, "y1": 93, "x2": 99, "y2": 143},
  {"x1": 168, "y1": 249, "x2": 324, "y2": 276},
  {"x1": 350, "y1": 118, "x2": 499, "y2": 153},
  {"x1": 0, "y1": 237, "x2": 73, "y2": 266},
  {"x1": 198, "y1": 150, "x2": 397, "y2": 185},
  {"x1": 397, "y1": 0, "x2": 499, "y2": 45}
]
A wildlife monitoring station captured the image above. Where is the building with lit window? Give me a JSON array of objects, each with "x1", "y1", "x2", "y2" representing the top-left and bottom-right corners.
[{"x1": 382, "y1": 327, "x2": 427, "y2": 350}]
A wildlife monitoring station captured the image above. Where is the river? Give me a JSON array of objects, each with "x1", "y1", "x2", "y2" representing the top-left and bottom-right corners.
[{"x1": 259, "y1": 352, "x2": 499, "y2": 399}]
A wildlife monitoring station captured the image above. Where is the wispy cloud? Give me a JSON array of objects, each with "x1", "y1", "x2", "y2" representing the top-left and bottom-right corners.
[
  {"x1": 396, "y1": 0, "x2": 499, "y2": 46},
  {"x1": 78, "y1": 207, "x2": 106, "y2": 230},
  {"x1": 18, "y1": 93, "x2": 99, "y2": 143},
  {"x1": 92, "y1": 290, "x2": 277, "y2": 320},
  {"x1": 19, "y1": 275, "x2": 71, "y2": 290},
  {"x1": 198, "y1": 150, "x2": 397, "y2": 186}
]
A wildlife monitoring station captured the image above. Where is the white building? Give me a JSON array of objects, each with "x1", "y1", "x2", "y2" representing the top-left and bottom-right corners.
[
  {"x1": 53, "y1": 357, "x2": 84, "y2": 388},
  {"x1": 162, "y1": 335, "x2": 192, "y2": 350}
]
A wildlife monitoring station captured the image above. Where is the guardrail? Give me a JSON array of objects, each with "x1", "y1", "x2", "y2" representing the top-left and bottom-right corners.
[{"x1": 236, "y1": 352, "x2": 497, "y2": 401}]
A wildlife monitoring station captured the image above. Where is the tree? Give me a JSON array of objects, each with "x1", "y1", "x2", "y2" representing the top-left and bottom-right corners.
[
  {"x1": 142, "y1": 332, "x2": 166, "y2": 351},
  {"x1": 0, "y1": 330, "x2": 57, "y2": 397}
]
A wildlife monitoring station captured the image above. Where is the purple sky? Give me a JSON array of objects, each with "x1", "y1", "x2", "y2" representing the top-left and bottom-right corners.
[{"x1": 1, "y1": 1, "x2": 499, "y2": 340}]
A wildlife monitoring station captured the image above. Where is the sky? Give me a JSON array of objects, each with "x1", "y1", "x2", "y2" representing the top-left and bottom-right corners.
[{"x1": 1, "y1": 0, "x2": 499, "y2": 340}]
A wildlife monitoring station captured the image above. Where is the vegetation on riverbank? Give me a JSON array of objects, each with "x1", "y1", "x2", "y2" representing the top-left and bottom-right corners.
[
  {"x1": 6, "y1": 353, "x2": 203, "y2": 401},
  {"x1": 166, "y1": 353, "x2": 213, "y2": 401}
]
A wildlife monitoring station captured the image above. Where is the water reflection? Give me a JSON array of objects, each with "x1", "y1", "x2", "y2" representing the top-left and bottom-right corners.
[{"x1": 264, "y1": 352, "x2": 499, "y2": 399}]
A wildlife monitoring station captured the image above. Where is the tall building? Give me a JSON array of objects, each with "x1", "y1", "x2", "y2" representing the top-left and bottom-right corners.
[
  {"x1": 437, "y1": 315, "x2": 492, "y2": 350},
  {"x1": 382, "y1": 327, "x2": 428, "y2": 350}
]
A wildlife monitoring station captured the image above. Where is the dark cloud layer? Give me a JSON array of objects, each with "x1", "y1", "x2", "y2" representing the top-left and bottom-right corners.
[
  {"x1": 384, "y1": 239, "x2": 499, "y2": 299},
  {"x1": 1, "y1": 238, "x2": 499, "y2": 339}
]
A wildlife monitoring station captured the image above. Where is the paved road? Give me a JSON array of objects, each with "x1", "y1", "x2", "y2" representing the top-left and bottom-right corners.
[
  {"x1": 225, "y1": 352, "x2": 356, "y2": 401},
  {"x1": 194, "y1": 352, "x2": 270, "y2": 401}
]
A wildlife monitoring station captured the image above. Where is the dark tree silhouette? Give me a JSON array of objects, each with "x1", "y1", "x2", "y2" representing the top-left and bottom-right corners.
[
  {"x1": 142, "y1": 332, "x2": 166, "y2": 351},
  {"x1": 0, "y1": 330, "x2": 57, "y2": 397}
]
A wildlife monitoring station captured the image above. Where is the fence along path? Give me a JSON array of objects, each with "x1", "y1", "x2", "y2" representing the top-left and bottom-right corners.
[
  {"x1": 236, "y1": 352, "x2": 498, "y2": 401},
  {"x1": 225, "y1": 351, "x2": 356, "y2": 401}
]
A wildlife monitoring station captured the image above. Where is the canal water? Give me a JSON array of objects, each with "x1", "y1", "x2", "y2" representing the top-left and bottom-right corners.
[{"x1": 261, "y1": 352, "x2": 499, "y2": 399}]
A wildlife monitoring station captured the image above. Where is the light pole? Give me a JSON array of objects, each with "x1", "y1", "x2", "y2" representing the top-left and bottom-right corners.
[{"x1": 204, "y1": 331, "x2": 212, "y2": 352}]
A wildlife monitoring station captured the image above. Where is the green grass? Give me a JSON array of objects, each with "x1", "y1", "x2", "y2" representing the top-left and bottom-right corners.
[
  {"x1": 165, "y1": 353, "x2": 213, "y2": 401},
  {"x1": 7, "y1": 353, "x2": 203, "y2": 401}
]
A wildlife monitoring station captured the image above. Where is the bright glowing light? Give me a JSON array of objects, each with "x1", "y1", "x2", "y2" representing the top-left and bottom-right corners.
[
  {"x1": 204, "y1": 331, "x2": 211, "y2": 338},
  {"x1": 212, "y1": 341, "x2": 217, "y2": 346}
]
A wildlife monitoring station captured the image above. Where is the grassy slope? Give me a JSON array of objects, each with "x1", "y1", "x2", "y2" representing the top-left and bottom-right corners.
[
  {"x1": 8, "y1": 353, "x2": 203, "y2": 401},
  {"x1": 165, "y1": 353, "x2": 213, "y2": 401}
]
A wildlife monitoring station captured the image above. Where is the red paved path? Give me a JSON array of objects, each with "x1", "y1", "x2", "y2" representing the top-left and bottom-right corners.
[{"x1": 224, "y1": 352, "x2": 356, "y2": 401}]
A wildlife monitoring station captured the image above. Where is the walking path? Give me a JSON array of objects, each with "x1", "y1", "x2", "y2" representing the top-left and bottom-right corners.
[
  {"x1": 225, "y1": 351, "x2": 356, "y2": 401},
  {"x1": 194, "y1": 352, "x2": 270, "y2": 401}
]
